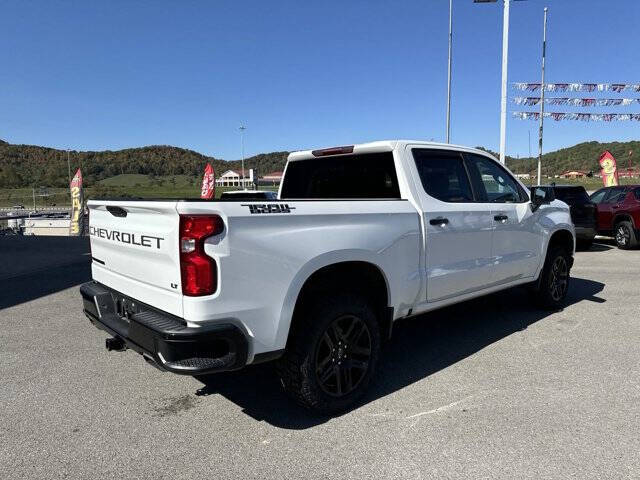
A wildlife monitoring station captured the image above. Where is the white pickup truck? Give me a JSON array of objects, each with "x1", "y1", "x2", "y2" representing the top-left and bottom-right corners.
[{"x1": 81, "y1": 140, "x2": 574, "y2": 413}]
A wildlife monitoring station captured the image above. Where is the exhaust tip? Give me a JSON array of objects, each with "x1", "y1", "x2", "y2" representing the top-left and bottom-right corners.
[{"x1": 105, "y1": 337, "x2": 127, "y2": 352}]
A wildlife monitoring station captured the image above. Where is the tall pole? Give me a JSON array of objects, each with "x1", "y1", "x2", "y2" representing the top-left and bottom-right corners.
[
  {"x1": 499, "y1": 0, "x2": 510, "y2": 164},
  {"x1": 66, "y1": 149, "x2": 71, "y2": 185},
  {"x1": 537, "y1": 7, "x2": 548, "y2": 186},
  {"x1": 446, "y1": 0, "x2": 453, "y2": 143},
  {"x1": 239, "y1": 125, "x2": 246, "y2": 189}
]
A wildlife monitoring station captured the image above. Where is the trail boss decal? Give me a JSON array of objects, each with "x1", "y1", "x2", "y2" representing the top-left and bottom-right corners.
[
  {"x1": 241, "y1": 203, "x2": 296, "y2": 214},
  {"x1": 90, "y1": 226, "x2": 164, "y2": 249}
]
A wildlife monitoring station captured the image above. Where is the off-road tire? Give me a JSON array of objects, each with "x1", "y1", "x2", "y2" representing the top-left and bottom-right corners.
[
  {"x1": 276, "y1": 293, "x2": 381, "y2": 414},
  {"x1": 614, "y1": 221, "x2": 638, "y2": 250},
  {"x1": 533, "y1": 245, "x2": 571, "y2": 310}
]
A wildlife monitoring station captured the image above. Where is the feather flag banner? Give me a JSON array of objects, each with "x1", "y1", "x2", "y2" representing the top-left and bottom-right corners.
[
  {"x1": 513, "y1": 97, "x2": 640, "y2": 107},
  {"x1": 513, "y1": 112, "x2": 640, "y2": 121},
  {"x1": 513, "y1": 82, "x2": 640, "y2": 93}
]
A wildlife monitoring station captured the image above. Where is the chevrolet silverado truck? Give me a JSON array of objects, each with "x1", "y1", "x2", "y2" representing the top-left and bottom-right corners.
[{"x1": 80, "y1": 140, "x2": 575, "y2": 413}]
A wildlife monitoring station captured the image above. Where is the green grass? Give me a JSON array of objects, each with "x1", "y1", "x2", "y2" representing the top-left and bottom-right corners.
[
  {"x1": 98, "y1": 174, "x2": 195, "y2": 187},
  {"x1": 0, "y1": 183, "x2": 278, "y2": 207},
  {"x1": 2, "y1": 173, "x2": 637, "y2": 208}
]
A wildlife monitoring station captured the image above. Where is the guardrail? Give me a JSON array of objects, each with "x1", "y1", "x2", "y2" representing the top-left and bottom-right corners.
[{"x1": 0, "y1": 206, "x2": 71, "y2": 212}]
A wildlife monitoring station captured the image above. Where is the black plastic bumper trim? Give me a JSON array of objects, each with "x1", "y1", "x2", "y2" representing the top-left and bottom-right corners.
[{"x1": 80, "y1": 281, "x2": 249, "y2": 375}]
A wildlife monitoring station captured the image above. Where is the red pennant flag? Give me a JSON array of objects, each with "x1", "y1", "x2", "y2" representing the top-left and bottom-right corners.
[
  {"x1": 69, "y1": 168, "x2": 85, "y2": 235},
  {"x1": 200, "y1": 163, "x2": 216, "y2": 199},
  {"x1": 599, "y1": 151, "x2": 620, "y2": 187}
]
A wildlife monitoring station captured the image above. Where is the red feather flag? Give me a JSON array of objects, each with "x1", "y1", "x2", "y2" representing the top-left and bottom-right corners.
[
  {"x1": 69, "y1": 169, "x2": 85, "y2": 235},
  {"x1": 599, "y1": 151, "x2": 620, "y2": 187},
  {"x1": 200, "y1": 163, "x2": 216, "y2": 199}
]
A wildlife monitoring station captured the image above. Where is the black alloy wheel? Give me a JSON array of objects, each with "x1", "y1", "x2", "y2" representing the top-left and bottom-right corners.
[
  {"x1": 616, "y1": 223, "x2": 631, "y2": 248},
  {"x1": 315, "y1": 315, "x2": 372, "y2": 397},
  {"x1": 549, "y1": 255, "x2": 569, "y2": 302}
]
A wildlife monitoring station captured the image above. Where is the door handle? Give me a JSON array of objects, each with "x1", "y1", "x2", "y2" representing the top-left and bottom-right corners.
[
  {"x1": 429, "y1": 217, "x2": 449, "y2": 226},
  {"x1": 494, "y1": 214, "x2": 508, "y2": 222}
]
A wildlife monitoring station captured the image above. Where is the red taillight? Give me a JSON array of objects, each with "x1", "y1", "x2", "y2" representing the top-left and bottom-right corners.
[
  {"x1": 179, "y1": 215, "x2": 224, "y2": 296},
  {"x1": 311, "y1": 145, "x2": 354, "y2": 157}
]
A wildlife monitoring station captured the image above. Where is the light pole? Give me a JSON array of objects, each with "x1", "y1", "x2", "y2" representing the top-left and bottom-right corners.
[
  {"x1": 239, "y1": 125, "x2": 246, "y2": 189},
  {"x1": 446, "y1": 0, "x2": 453, "y2": 143},
  {"x1": 537, "y1": 7, "x2": 548, "y2": 186},
  {"x1": 474, "y1": 0, "x2": 526, "y2": 164},
  {"x1": 66, "y1": 149, "x2": 71, "y2": 185}
]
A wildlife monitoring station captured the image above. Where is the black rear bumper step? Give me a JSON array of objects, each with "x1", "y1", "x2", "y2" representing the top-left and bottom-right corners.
[{"x1": 80, "y1": 281, "x2": 248, "y2": 375}]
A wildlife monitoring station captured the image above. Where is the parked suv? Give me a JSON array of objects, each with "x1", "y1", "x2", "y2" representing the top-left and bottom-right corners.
[
  {"x1": 532, "y1": 185, "x2": 597, "y2": 249},
  {"x1": 590, "y1": 185, "x2": 640, "y2": 249}
]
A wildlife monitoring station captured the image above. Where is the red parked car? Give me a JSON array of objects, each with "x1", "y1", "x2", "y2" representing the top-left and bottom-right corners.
[{"x1": 590, "y1": 185, "x2": 640, "y2": 249}]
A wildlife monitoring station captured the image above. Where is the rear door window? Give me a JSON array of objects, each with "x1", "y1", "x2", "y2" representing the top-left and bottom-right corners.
[
  {"x1": 411, "y1": 149, "x2": 474, "y2": 202},
  {"x1": 280, "y1": 152, "x2": 400, "y2": 199}
]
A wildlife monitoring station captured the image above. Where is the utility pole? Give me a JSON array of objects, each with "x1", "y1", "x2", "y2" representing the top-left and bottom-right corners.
[
  {"x1": 537, "y1": 7, "x2": 548, "y2": 186},
  {"x1": 499, "y1": 0, "x2": 510, "y2": 164},
  {"x1": 239, "y1": 125, "x2": 246, "y2": 189},
  {"x1": 32, "y1": 187, "x2": 36, "y2": 212},
  {"x1": 446, "y1": 0, "x2": 453, "y2": 143}
]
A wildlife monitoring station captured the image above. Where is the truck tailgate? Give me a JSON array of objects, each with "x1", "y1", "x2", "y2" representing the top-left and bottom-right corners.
[{"x1": 88, "y1": 200, "x2": 183, "y2": 317}]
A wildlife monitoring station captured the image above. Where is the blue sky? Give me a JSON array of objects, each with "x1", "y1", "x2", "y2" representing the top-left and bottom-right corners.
[{"x1": 1, "y1": 0, "x2": 639, "y2": 160}]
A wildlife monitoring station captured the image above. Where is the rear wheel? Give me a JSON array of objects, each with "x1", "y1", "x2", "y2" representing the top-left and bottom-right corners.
[
  {"x1": 614, "y1": 221, "x2": 638, "y2": 250},
  {"x1": 532, "y1": 245, "x2": 571, "y2": 309},
  {"x1": 277, "y1": 293, "x2": 380, "y2": 414}
]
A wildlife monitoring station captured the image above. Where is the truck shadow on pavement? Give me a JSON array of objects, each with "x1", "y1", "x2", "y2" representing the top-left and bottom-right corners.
[
  {"x1": 194, "y1": 276, "x2": 605, "y2": 429},
  {"x1": 0, "y1": 236, "x2": 91, "y2": 310}
]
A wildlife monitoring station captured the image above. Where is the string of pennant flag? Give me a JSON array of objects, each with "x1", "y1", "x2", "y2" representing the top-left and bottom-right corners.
[
  {"x1": 513, "y1": 82, "x2": 640, "y2": 92},
  {"x1": 514, "y1": 97, "x2": 640, "y2": 107},
  {"x1": 513, "y1": 112, "x2": 640, "y2": 122}
]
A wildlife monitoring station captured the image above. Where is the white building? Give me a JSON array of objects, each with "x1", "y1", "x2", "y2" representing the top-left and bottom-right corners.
[
  {"x1": 260, "y1": 171, "x2": 284, "y2": 185},
  {"x1": 215, "y1": 169, "x2": 254, "y2": 187}
]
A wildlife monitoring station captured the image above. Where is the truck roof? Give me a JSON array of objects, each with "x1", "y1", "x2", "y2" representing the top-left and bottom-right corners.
[{"x1": 288, "y1": 140, "x2": 496, "y2": 162}]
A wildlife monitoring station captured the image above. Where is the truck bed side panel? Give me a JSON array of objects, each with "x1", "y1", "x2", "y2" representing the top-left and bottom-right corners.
[{"x1": 176, "y1": 200, "x2": 421, "y2": 358}]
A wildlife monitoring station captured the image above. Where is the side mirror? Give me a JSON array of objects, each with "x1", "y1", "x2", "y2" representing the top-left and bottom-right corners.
[{"x1": 530, "y1": 186, "x2": 554, "y2": 211}]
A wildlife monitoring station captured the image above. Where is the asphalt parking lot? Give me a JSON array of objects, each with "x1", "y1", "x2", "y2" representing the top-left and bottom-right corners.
[{"x1": 1, "y1": 237, "x2": 639, "y2": 479}]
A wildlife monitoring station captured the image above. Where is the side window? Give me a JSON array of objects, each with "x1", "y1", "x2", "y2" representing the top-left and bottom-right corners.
[
  {"x1": 634, "y1": 188, "x2": 640, "y2": 201},
  {"x1": 589, "y1": 189, "x2": 607, "y2": 204},
  {"x1": 411, "y1": 149, "x2": 474, "y2": 202},
  {"x1": 465, "y1": 154, "x2": 526, "y2": 203},
  {"x1": 603, "y1": 187, "x2": 625, "y2": 204}
]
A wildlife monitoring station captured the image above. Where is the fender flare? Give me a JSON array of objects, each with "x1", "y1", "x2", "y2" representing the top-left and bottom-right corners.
[{"x1": 273, "y1": 250, "x2": 391, "y2": 350}]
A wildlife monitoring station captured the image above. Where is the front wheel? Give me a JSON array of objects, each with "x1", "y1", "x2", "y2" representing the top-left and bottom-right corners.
[
  {"x1": 615, "y1": 221, "x2": 638, "y2": 250},
  {"x1": 277, "y1": 293, "x2": 381, "y2": 414},
  {"x1": 532, "y1": 245, "x2": 571, "y2": 309}
]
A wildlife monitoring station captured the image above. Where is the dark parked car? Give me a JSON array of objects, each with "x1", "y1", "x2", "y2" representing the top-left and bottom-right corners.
[
  {"x1": 219, "y1": 190, "x2": 277, "y2": 200},
  {"x1": 590, "y1": 185, "x2": 640, "y2": 249},
  {"x1": 532, "y1": 185, "x2": 597, "y2": 249}
]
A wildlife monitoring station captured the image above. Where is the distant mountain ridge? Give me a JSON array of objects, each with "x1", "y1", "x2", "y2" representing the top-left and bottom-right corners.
[
  {"x1": 0, "y1": 138, "x2": 638, "y2": 188},
  {"x1": 504, "y1": 140, "x2": 640, "y2": 176}
]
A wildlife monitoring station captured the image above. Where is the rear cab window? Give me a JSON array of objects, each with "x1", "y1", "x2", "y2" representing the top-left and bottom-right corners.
[{"x1": 280, "y1": 152, "x2": 400, "y2": 199}]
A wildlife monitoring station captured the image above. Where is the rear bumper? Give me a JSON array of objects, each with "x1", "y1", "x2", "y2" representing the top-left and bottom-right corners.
[
  {"x1": 574, "y1": 226, "x2": 596, "y2": 240},
  {"x1": 80, "y1": 281, "x2": 248, "y2": 375}
]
